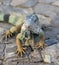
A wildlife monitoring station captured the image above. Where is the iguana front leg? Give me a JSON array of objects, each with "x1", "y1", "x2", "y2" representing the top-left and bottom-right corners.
[
  {"x1": 5, "y1": 26, "x2": 17, "y2": 38},
  {"x1": 5, "y1": 25, "x2": 21, "y2": 39},
  {"x1": 16, "y1": 33, "x2": 26, "y2": 57},
  {"x1": 36, "y1": 37, "x2": 45, "y2": 49},
  {"x1": 36, "y1": 31, "x2": 46, "y2": 49}
]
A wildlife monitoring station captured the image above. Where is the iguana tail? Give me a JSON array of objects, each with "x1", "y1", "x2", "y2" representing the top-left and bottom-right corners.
[
  {"x1": 0, "y1": 12, "x2": 25, "y2": 26},
  {"x1": 0, "y1": 13, "x2": 10, "y2": 23}
]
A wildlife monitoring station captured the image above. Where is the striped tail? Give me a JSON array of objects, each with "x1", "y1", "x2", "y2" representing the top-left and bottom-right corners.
[
  {"x1": 0, "y1": 13, "x2": 10, "y2": 22},
  {"x1": 0, "y1": 13, "x2": 25, "y2": 26}
]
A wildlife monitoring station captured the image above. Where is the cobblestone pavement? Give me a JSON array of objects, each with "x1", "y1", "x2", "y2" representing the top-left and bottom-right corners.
[
  {"x1": 0, "y1": 23, "x2": 59, "y2": 65},
  {"x1": 0, "y1": 0, "x2": 59, "y2": 65}
]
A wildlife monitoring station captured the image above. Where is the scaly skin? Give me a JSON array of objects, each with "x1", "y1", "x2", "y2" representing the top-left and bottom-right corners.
[
  {"x1": 36, "y1": 37, "x2": 45, "y2": 49},
  {"x1": 36, "y1": 31, "x2": 45, "y2": 49},
  {"x1": 5, "y1": 25, "x2": 22, "y2": 39},
  {"x1": 5, "y1": 26, "x2": 17, "y2": 38},
  {"x1": 16, "y1": 33, "x2": 26, "y2": 56},
  {"x1": 0, "y1": 12, "x2": 26, "y2": 56},
  {"x1": 0, "y1": 12, "x2": 46, "y2": 57}
]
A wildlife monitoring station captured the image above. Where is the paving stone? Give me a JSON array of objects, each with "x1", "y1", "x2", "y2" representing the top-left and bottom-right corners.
[
  {"x1": 19, "y1": 63, "x2": 39, "y2": 65},
  {"x1": 0, "y1": 23, "x2": 12, "y2": 29},
  {"x1": 45, "y1": 38, "x2": 58, "y2": 46},
  {"x1": 2, "y1": 5, "x2": 14, "y2": 14},
  {"x1": 0, "y1": 43, "x2": 5, "y2": 52},
  {"x1": 44, "y1": 27, "x2": 59, "y2": 39},
  {"x1": 6, "y1": 46, "x2": 16, "y2": 53},
  {"x1": 17, "y1": 62, "x2": 24, "y2": 65},
  {"x1": 0, "y1": 1, "x2": 59, "y2": 64},
  {"x1": 33, "y1": 4, "x2": 57, "y2": 18},
  {"x1": 0, "y1": 27, "x2": 5, "y2": 35},
  {"x1": 0, "y1": 43, "x2": 5, "y2": 60},
  {"x1": 6, "y1": 44, "x2": 17, "y2": 53},
  {"x1": 56, "y1": 35, "x2": 59, "y2": 39},
  {"x1": 10, "y1": 0, "x2": 28, "y2": 6},
  {"x1": 5, "y1": 43, "x2": 17, "y2": 59},
  {"x1": 52, "y1": 15, "x2": 59, "y2": 26},
  {"x1": 18, "y1": 62, "x2": 55, "y2": 65},
  {"x1": 5, "y1": 52, "x2": 17, "y2": 61},
  {"x1": 0, "y1": 60, "x2": 3, "y2": 65},
  {"x1": 0, "y1": 5, "x2": 3, "y2": 11},
  {"x1": 41, "y1": 44, "x2": 58, "y2": 63},
  {"x1": 0, "y1": 2, "x2": 1, "y2": 5},
  {"x1": 0, "y1": 0, "x2": 3, "y2": 2},
  {"x1": 57, "y1": 58, "x2": 59, "y2": 64},
  {"x1": 52, "y1": 28, "x2": 59, "y2": 36},
  {"x1": 53, "y1": 7, "x2": 59, "y2": 14},
  {"x1": 10, "y1": 0, "x2": 38, "y2": 8},
  {"x1": 54, "y1": 62, "x2": 59, "y2": 65},
  {"x1": 38, "y1": 14, "x2": 51, "y2": 25},
  {"x1": 0, "y1": 50, "x2": 4, "y2": 60},
  {"x1": 29, "y1": 49, "x2": 43, "y2": 62},
  {"x1": 2, "y1": 0, "x2": 12, "y2": 6},
  {"x1": 12, "y1": 7, "x2": 33, "y2": 15},
  {"x1": 11, "y1": 7, "x2": 25, "y2": 14},
  {"x1": 18, "y1": 62, "x2": 27, "y2": 65},
  {"x1": 44, "y1": 31, "x2": 54, "y2": 39},
  {"x1": 18, "y1": 62, "x2": 40, "y2": 65},
  {"x1": 5, "y1": 52, "x2": 18, "y2": 61},
  {"x1": 0, "y1": 0, "x2": 3, "y2": 4},
  {"x1": 42, "y1": 25, "x2": 53, "y2": 31},
  {"x1": 56, "y1": 43, "x2": 59, "y2": 57},
  {"x1": 38, "y1": 0, "x2": 57, "y2": 3},
  {"x1": 52, "y1": 1, "x2": 59, "y2": 6},
  {"x1": 5, "y1": 60, "x2": 17, "y2": 65}
]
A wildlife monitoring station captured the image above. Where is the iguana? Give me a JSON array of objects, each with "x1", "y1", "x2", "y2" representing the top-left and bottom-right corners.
[{"x1": 0, "y1": 12, "x2": 45, "y2": 57}]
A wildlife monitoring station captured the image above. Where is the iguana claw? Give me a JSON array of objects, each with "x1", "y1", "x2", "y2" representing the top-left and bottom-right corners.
[
  {"x1": 5, "y1": 26, "x2": 17, "y2": 39},
  {"x1": 16, "y1": 33, "x2": 27, "y2": 57},
  {"x1": 36, "y1": 38, "x2": 45, "y2": 49},
  {"x1": 16, "y1": 47, "x2": 26, "y2": 57},
  {"x1": 36, "y1": 39, "x2": 48, "y2": 49},
  {"x1": 5, "y1": 30, "x2": 11, "y2": 38}
]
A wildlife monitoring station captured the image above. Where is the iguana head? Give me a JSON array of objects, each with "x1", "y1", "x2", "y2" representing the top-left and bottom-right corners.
[
  {"x1": 25, "y1": 13, "x2": 39, "y2": 28},
  {"x1": 21, "y1": 13, "x2": 42, "y2": 34}
]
